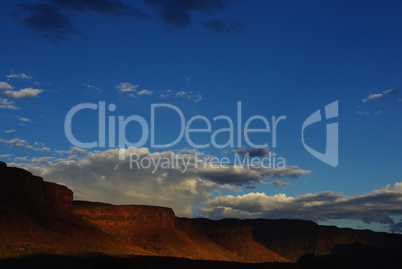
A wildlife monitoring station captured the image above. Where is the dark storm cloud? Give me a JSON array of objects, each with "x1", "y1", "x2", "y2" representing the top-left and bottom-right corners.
[
  {"x1": 46, "y1": 0, "x2": 149, "y2": 18},
  {"x1": 18, "y1": 4, "x2": 82, "y2": 43},
  {"x1": 202, "y1": 18, "x2": 243, "y2": 34},
  {"x1": 144, "y1": 0, "x2": 224, "y2": 28},
  {"x1": 233, "y1": 147, "x2": 270, "y2": 157},
  {"x1": 16, "y1": 0, "x2": 148, "y2": 43},
  {"x1": 16, "y1": 0, "x2": 241, "y2": 42}
]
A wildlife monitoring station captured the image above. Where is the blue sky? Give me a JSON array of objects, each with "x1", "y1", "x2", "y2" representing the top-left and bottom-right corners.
[{"x1": 0, "y1": 0, "x2": 402, "y2": 233}]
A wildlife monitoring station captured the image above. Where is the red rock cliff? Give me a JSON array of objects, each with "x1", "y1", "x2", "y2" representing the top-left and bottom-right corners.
[
  {"x1": 73, "y1": 201, "x2": 175, "y2": 235},
  {"x1": 0, "y1": 162, "x2": 73, "y2": 209}
]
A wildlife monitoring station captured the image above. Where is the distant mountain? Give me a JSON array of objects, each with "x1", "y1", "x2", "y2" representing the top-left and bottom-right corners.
[{"x1": 1, "y1": 161, "x2": 402, "y2": 268}]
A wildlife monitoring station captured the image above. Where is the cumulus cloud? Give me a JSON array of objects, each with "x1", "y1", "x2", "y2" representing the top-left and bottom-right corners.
[
  {"x1": 362, "y1": 89, "x2": 399, "y2": 102},
  {"x1": 0, "y1": 98, "x2": 19, "y2": 110},
  {"x1": 199, "y1": 183, "x2": 402, "y2": 228},
  {"x1": 2, "y1": 87, "x2": 43, "y2": 99},
  {"x1": 6, "y1": 73, "x2": 32, "y2": 79},
  {"x1": 0, "y1": 82, "x2": 13, "y2": 91},
  {"x1": 11, "y1": 147, "x2": 309, "y2": 216}
]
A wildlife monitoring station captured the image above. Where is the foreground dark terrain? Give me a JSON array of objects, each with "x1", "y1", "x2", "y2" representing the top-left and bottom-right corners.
[{"x1": 1, "y1": 161, "x2": 402, "y2": 268}]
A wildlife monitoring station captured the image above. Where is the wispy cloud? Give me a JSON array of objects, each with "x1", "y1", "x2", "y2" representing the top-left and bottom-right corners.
[
  {"x1": 137, "y1": 89, "x2": 153, "y2": 96},
  {"x1": 0, "y1": 98, "x2": 19, "y2": 110},
  {"x1": 83, "y1": 82, "x2": 102, "y2": 93},
  {"x1": 174, "y1": 90, "x2": 202, "y2": 102},
  {"x1": 4, "y1": 130, "x2": 16, "y2": 134},
  {"x1": 362, "y1": 89, "x2": 399, "y2": 102},
  {"x1": 0, "y1": 137, "x2": 50, "y2": 152},
  {"x1": 7, "y1": 73, "x2": 32, "y2": 80},
  {"x1": 160, "y1": 89, "x2": 173, "y2": 98}
]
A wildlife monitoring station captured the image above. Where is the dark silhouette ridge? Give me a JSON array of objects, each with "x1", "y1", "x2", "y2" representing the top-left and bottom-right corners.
[{"x1": 1, "y1": 161, "x2": 402, "y2": 268}]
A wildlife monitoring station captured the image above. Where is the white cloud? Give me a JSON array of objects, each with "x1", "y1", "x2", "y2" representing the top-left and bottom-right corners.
[
  {"x1": 160, "y1": 90, "x2": 173, "y2": 98},
  {"x1": 0, "y1": 137, "x2": 50, "y2": 152},
  {"x1": 3, "y1": 87, "x2": 43, "y2": 99},
  {"x1": 362, "y1": 89, "x2": 398, "y2": 102},
  {"x1": 83, "y1": 83, "x2": 102, "y2": 93},
  {"x1": 18, "y1": 117, "x2": 31, "y2": 122},
  {"x1": 116, "y1": 82, "x2": 138, "y2": 93},
  {"x1": 168, "y1": 90, "x2": 202, "y2": 102},
  {"x1": 0, "y1": 154, "x2": 12, "y2": 158},
  {"x1": 6, "y1": 73, "x2": 32, "y2": 80},
  {"x1": 137, "y1": 89, "x2": 153, "y2": 95},
  {"x1": 175, "y1": 91, "x2": 187, "y2": 97},
  {"x1": 14, "y1": 156, "x2": 28, "y2": 162},
  {"x1": 187, "y1": 91, "x2": 202, "y2": 102},
  {"x1": 200, "y1": 183, "x2": 402, "y2": 228},
  {"x1": 13, "y1": 147, "x2": 309, "y2": 217},
  {"x1": 0, "y1": 82, "x2": 13, "y2": 91},
  {"x1": 0, "y1": 98, "x2": 19, "y2": 110},
  {"x1": 4, "y1": 130, "x2": 16, "y2": 134}
]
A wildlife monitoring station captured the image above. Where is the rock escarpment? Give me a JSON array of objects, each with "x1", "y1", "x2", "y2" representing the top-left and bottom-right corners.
[
  {"x1": 0, "y1": 162, "x2": 72, "y2": 209},
  {"x1": 73, "y1": 201, "x2": 175, "y2": 234},
  {"x1": 0, "y1": 162, "x2": 288, "y2": 263},
  {"x1": 2, "y1": 161, "x2": 402, "y2": 268}
]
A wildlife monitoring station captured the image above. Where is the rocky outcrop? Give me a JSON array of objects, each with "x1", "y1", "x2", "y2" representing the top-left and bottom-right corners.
[
  {"x1": 73, "y1": 201, "x2": 175, "y2": 235},
  {"x1": 0, "y1": 162, "x2": 73, "y2": 209},
  {"x1": 2, "y1": 161, "x2": 402, "y2": 267},
  {"x1": 176, "y1": 218, "x2": 290, "y2": 263},
  {"x1": 219, "y1": 219, "x2": 402, "y2": 262}
]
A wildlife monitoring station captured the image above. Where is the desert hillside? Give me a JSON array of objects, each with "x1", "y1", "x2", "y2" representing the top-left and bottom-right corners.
[{"x1": 1, "y1": 161, "x2": 402, "y2": 268}]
